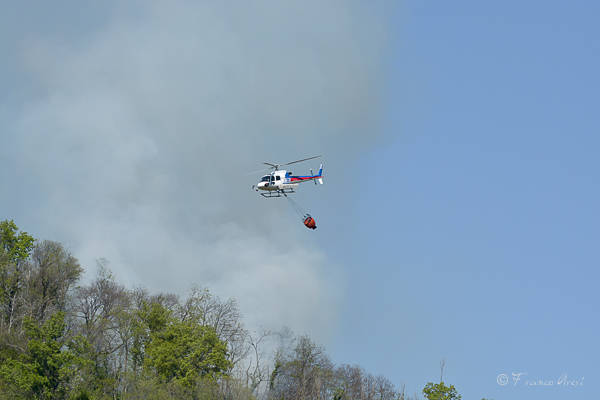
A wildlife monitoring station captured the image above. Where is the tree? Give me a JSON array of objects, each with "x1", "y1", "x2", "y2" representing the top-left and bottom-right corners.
[
  {"x1": 0, "y1": 220, "x2": 35, "y2": 334},
  {"x1": 374, "y1": 375, "x2": 397, "y2": 400},
  {"x1": 0, "y1": 220, "x2": 35, "y2": 264},
  {"x1": 269, "y1": 335, "x2": 334, "y2": 400},
  {"x1": 143, "y1": 303, "x2": 231, "y2": 387},
  {"x1": 71, "y1": 264, "x2": 131, "y2": 398},
  {"x1": 177, "y1": 287, "x2": 247, "y2": 370},
  {"x1": 0, "y1": 312, "x2": 87, "y2": 399},
  {"x1": 423, "y1": 381, "x2": 462, "y2": 400},
  {"x1": 24, "y1": 240, "x2": 82, "y2": 323},
  {"x1": 242, "y1": 329, "x2": 271, "y2": 395},
  {"x1": 0, "y1": 220, "x2": 408, "y2": 400},
  {"x1": 332, "y1": 364, "x2": 399, "y2": 400},
  {"x1": 334, "y1": 364, "x2": 364, "y2": 400}
]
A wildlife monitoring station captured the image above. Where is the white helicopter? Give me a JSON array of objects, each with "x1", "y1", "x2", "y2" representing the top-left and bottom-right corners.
[{"x1": 252, "y1": 155, "x2": 324, "y2": 198}]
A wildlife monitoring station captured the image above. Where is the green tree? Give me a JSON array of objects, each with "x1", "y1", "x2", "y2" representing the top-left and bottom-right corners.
[
  {"x1": 131, "y1": 300, "x2": 171, "y2": 373},
  {"x1": 0, "y1": 220, "x2": 35, "y2": 264},
  {"x1": 0, "y1": 220, "x2": 35, "y2": 334},
  {"x1": 0, "y1": 312, "x2": 87, "y2": 399},
  {"x1": 143, "y1": 304, "x2": 231, "y2": 387},
  {"x1": 423, "y1": 381, "x2": 462, "y2": 400}
]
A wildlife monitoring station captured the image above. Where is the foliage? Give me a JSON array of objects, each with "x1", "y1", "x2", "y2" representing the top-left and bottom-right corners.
[
  {"x1": 0, "y1": 220, "x2": 35, "y2": 334},
  {"x1": 0, "y1": 220, "x2": 35, "y2": 264},
  {"x1": 0, "y1": 219, "x2": 420, "y2": 400},
  {"x1": 0, "y1": 312, "x2": 87, "y2": 399},
  {"x1": 423, "y1": 381, "x2": 462, "y2": 400},
  {"x1": 143, "y1": 304, "x2": 232, "y2": 386}
]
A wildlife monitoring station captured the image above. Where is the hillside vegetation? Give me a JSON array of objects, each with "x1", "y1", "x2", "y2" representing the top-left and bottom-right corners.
[{"x1": 0, "y1": 219, "x2": 464, "y2": 400}]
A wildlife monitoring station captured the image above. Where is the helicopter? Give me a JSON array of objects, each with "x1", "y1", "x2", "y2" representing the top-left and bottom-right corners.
[{"x1": 252, "y1": 155, "x2": 323, "y2": 198}]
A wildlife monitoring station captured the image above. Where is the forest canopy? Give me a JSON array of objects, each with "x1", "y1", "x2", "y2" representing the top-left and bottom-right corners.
[{"x1": 0, "y1": 219, "x2": 462, "y2": 400}]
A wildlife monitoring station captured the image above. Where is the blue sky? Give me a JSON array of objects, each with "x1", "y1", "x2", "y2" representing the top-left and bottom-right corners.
[
  {"x1": 327, "y1": 1, "x2": 599, "y2": 399},
  {"x1": 1, "y1": 1, "x2": 598, "y2": 399}
]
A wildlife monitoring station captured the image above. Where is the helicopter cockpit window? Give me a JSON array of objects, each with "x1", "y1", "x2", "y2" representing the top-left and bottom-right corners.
[{"x1": 261, "y1": 176, "x2": 270, "y2": 182}]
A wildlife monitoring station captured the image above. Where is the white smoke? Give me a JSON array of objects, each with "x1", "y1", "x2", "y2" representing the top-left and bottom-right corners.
[{"x1": 3, "y1": 0, "x2": 391, "y2": 340}]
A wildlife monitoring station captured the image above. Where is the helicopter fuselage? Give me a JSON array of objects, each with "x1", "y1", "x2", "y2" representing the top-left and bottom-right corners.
[
  {"x1": 255, "y1": 170, "x2": 299, "y2": 191},
  {"x1": 252, "y1": 163, "x2": 323, "y2": 198}
]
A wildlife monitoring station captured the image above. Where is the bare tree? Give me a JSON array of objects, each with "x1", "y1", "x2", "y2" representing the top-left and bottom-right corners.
[
  {"x1": 23, "y1": 241, "x2": 82, "y2": 323},
  {"x1": 398, "y1": 383, "x2": 406, "y2": 400},
  {"x1": 335, "y1": 364, "x2": 364, "y2": 399},
  {"x1": 269, "y1": 334, "x2": 335, "y2": 400},
  {"x1": 242, "y1": 329, "x2": 272, "y2": 395},
  {"x1": 374, "y1": 375, "x2": 396, "y2": 400},
  {"x1": 71, "y1": 262, "x2": 130, "y2": 396}
]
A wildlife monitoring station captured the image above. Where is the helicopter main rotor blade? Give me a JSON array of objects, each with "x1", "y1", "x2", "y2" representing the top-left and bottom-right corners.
[
  {"x1": 244, "y1": 166, "x2": 273, "y2": 176},
  {"x1": 281, "y1": 155, "x2": 321, "y2": 167},
  {"x1": 255, "y1": 156, "x2": 321, "y2": 173}
]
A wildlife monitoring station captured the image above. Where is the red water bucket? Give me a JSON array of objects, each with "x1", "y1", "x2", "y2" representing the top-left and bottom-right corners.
[{"x1": 303, "y1": 216, "x2": 316, "y2": 230}]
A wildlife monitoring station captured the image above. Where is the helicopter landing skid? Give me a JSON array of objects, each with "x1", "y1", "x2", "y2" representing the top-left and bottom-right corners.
[{"x1": 259, "y1": 189, "x2": 295, "y2": 198}]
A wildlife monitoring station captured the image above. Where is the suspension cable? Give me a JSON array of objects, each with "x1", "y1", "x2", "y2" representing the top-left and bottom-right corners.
[{"x1": 285, "y1": 195, "x2": 307, "y2": 220}]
